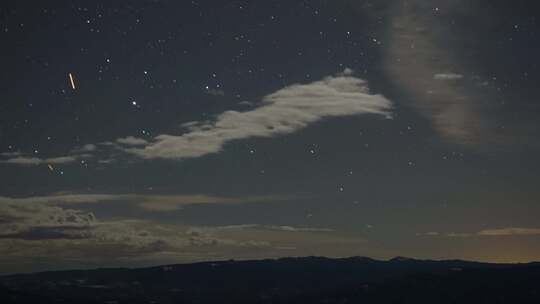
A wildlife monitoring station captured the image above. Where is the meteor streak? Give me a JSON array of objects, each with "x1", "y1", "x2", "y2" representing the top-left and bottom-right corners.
[{"x1": 68, "y1": 73, "x2": 76, "y2": 90}]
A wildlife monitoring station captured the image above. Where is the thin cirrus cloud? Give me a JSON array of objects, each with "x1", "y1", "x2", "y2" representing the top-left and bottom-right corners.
[
  {"x1": 0, "y1": 194, "x2": 132, "y2": 205},
  {"x1": 72, "y1": 144, "x2": 98, "y2": 153},
  {"x1": 379, "y1": 0, "x2": 503, "y2": 145},
  {"x1": 477, "y1": 227, "x2": 540, "y2": 236},
  {"x1": 0, "y1": 144, "x2": 96, "y2": 166},
  {"x1": 433, "y1": 73, "x2": 464, "y2": 80},
  {"x1": 136, "y1": 194, "x2": 287, "y2": 212},
  {"x1": 124, "y1": 69, "x2": 392, "y2": 160},
  {"x1": 187, "y1": 224, "x2": 334, "y2": 233},
  {"x1": 116, "y1": 136, "x2": 149, "y2": 146},
  {"x1": 0, "y1": 193, "x2": 290, "y2": 212},
  {"x1": 0, "y1": 155, "x2": 79, "y2": 166},
  {"x1": 0, "y1": 151, "x2": 22, "y2": 157},
  {"x1": 418, "y1": 227, "x2": 540, "y2": 237}
]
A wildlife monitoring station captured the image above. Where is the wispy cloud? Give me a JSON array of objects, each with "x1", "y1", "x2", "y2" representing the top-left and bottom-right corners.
[
  {"x1": 1, "y1": 155, "x2": 79, "y2": 166},
  {"x1": 433, "y1": 73, "x2": 464, "y2": 80},
  {"x1": 0, "y1": 151, "x2": 22, "y2": 157},
  {"x1": 1, "y1": 145, "x2": 96, "y2": 166},
  {"x1": 477, "y1": 227, "x2": 540, "y2": 236},
  {"x1": 136, "y1": 195, "x2": 285, "y2": 211},
  {"x1": 419, "y1": 227, "x2": 540, "y2": 238},
  {"x1": 189, "y1": 224, "x2": 335, "y2": 234},
  {"x1": 125, "y1": 70, "x2": 392, "y2": 160},
  {"x1": 0, "y1": 194, "x2": 132, "y2": 205},
  {"x1": 381, "y1": 1, "x2": 501, "y2": 145},
  {"x1": 0, "y1": 193, "x2": 291, "y2": 212},
  {"x1": 415, "y1": 231, "x2": 440, "y2": 236},
  {"x1": 116, "y1": 136, "x2": 149, "y2": 146},
  {"x1": 72, "y1": 144, "x2": 98, "y2": 153},
  {"x1": 205, "y1": 88, "x2": 225, "y2": 96},
  {"x1": 445, "y1": 232, "x2": 473, "y2": 238}
]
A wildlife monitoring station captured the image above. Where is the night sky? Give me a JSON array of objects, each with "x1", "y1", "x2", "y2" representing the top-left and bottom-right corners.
[{"x1": 2, "y1": 0, "x2": 540, "y2": 273}]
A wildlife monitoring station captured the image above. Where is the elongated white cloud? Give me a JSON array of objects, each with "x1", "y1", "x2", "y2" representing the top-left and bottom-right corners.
[
  {"x1": 421, "y1": 227, "x2": 540, "y2": 238},
  {"x1": 433, "y1": 73, "x2": 464, "y2": 80},
  {"x1": 0, "y1": 193, "x2": 289, "y2": 212},
  {"x1": 0, "y1": 194, "x2": 132, "y2": 205},
  {"x1": 1, "y1": 156, "x2": 78, "y2": 165},
  {"x1": 125, "y1": 70, "x2": 392, "y2": 160},
  {"x1": 116, "y1": 136, "x2": 149, "y2": 146},
  {"x1": 477, "y1": 227, "x2": 540, "y2": 236},
  {"x1": 0, "y1": 70, "x2": 391, "y2": 165},
  {"x1": 71, "y1": 144, "x2": 98, "y2": 153},
  {"x1": 189, "y1": 224, "x2": 334, "y2": 233},
  {"x1": 0, "y1": 151, "x2": 22, "y2": 157},
  {"x1": 136, "y1": 195, "x2": 284, "y2": 211}
]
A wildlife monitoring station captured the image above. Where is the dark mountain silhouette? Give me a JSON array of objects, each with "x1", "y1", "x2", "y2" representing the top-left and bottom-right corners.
[{"x1": 1, "y1": 256, "x2": 539, "y2": 303}]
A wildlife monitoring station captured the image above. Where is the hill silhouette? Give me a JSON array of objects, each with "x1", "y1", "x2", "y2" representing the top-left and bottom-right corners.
[{"x1": 1, "y1": 256, "x2": 539, "y2": 303}]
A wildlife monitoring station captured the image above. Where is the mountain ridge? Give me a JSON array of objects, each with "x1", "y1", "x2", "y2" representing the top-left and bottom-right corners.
[
  {"x1": 2, "y1": 256, "x2": 540, "y2": 304},
  {"x1": 4, "y1": 255, "x2": 538, "y2": 277}
]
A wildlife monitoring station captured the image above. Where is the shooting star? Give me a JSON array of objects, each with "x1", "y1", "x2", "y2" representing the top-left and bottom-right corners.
[{"x1": 68, "y1": 73, "x2": 76, "y2": 90}]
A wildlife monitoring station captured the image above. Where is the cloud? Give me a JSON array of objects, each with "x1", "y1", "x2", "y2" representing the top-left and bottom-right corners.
[
  {"x1": 433, "y1": 73, "x2": 464, "y2": 80},
  {"x1": 238, "y1": 101, "x2": 255, "y2": 107},
  {"x1": 0, "y1": 200, "x2": 167, "y2": 249},
  {"x1": 72, "y1": 144, "x2": 98, "y2": 153},
  {"x1": 125, "y1": 70, "x2": 392, "y2": 160},
  {"x1": 0, "y1": 201, "x2": 198, "y2": 259},
  {"x1": 98, "y1": 159, "x2": 115, "y2": 164},
  {"x1": 0, "y1": 202, "x2": 328, "y2": 264},
  {"x1": 477, "y1": 227, "x2": 540, "y2": 236},
  {"x1": 189, "y1": 224, "x2": 335, "y2": 234},
  {"x1": 266, "y1": 225, "x2": 335, "y2": 233},
  {"x1": 0, "y1": 194, "x2": 329, "y2": 244},
  {"x1": 0, "y1": 199, "x2": 203, "y2": 248},
  {"x1": 446, "y1": 232, "x2": 473, "y2": 237},
  {"x1": 0, "y1": 227, "x2": 92, "y2": 240},
  {"x1": 137, "y1": 195, "x2": 287, "y2": 212},
  {"x1": 415, "y1": 231, "x2": 440, "y2": 236},
  {"x1": 0, "y1": 151, "x2": 22, "y2": 157},
  {"x1": 380, "y1": 1, "x2": 501, "y2": 145},
  {"x1": 83, "y1": 144, "x2": 97, "y2": 151},
  {"x1": 205, "y1": 88, "x2": 225, "y2": 96},
  {"x1": 0, "y1": 193, "x2": 289, "y2": 213},
  {"x1": 0, "y1": 201, "x2": 96, "y2": 240},
  {"x1": 1, "y1": 155, "x2": 79, "y2": 166},
  {"x1": 116, "y1": 136, "x2": 149, "y2": 146},
  {"x1": 0, "y1": 196, "x2": 374, "y2": 273},
  {"x1": 0, "y1": 70, "x2": 391, "y2": 164},
  {"x1": 339, "y1": 68, "x2": 354, "y2": 76},
  {"x1": 422, "y1": 227, "x2": 540, "y2": 238},
  {"x1": 0, "y1": 194, "x2": 132, "y2": 205}
]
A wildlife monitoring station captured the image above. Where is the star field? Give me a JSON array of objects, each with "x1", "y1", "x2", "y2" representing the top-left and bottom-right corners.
[{"x1": 1, "y1": 0, "x2": 540, "y2": 273}]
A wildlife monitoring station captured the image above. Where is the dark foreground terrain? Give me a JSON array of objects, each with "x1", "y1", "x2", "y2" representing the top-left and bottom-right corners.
[{"x1": 1, "y1": 257, "x2": 540, "y2": 303}]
